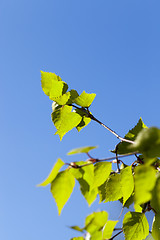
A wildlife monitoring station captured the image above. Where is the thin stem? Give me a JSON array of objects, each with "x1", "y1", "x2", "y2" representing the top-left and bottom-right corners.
[
  {"x1": 70, "y1": 104, "x2": 134, "y2": 144},
  {"x1": 107, "y1": 230, "x2": 123, "y2": 240},
  {"x1": 89, "y1": 114, "x2": 134, "y2": 144},
  {"x1": 67, "y1": 152, "x2": 138, "y2": 168},
  {"x1": 114, "y1": 228, "x2": 123, "y2": 231}
]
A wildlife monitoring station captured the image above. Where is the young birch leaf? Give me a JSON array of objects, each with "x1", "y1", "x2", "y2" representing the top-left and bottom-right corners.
[
  {"x1": 102, "y1": 220, "x2": 118, "y2": 239},
  {"x1": 70, "y1": 226, "x2": 84, "y2": 233},
  {"x1": 70, "y1": 163, "x2": 96, "y2": 205},
  {"x1": 93, "y1": 162, "x2": 112, "y2": 188},
  {"x1": 123, "y1": 212, "x2": 149, "y2": 240},
  {"x1": 54, "y1": 89, "x2": 79, "y2": 105},
  {"x1": 104, "y1": 173, "x2": 123, "y2": 202},
  {"x1": 134, "y1": 165, "x2": 157, "y2": 205},
  {"x1": 51, "y1": 105, "x2": 82, "y2": 140},
  {"x1": 74, "y1": 91, "x2": 96, "y2": 107},
  {"x1": 120, "y1": 166, "x2": 134, "y2": 204},
  {"x1": 85, "y1": 211, "x2": 108, "y2": 235},
  {"x1": 98, "y1": 181, "x2": 107, "y2": 202},
  {"x1": 83, "y1": 188, "x2": 98, "y2": 206},
  {"x1": 90, "y1": 231, "x2": 102, "y2": 240},
  {"x1": 74, "y1": 109, "x2": 91, "y2": 132},
  {"x1": 130, "y1": 127, "x2": 160, "y2": 158},
  {"x1": 112, "y1": 118, "x2": 147, "y2": 155},
  {"x1": 37, "y1": 158, "x2": 64, "y2": 187},
  {"x1": 150, "y1": 174, "x2": 160, "y2": 214},
  {"x1": 41, "y1": 71, "x2": 68, "y2": 100},
  {"x1": 152, "y1": 214, "x2": 160, "y2": 240},
  {"x1": 67, "y1": 146, "x2": 97, "y2": 155},
  {"x1": 50, "y1": 170, "x2": 75, "y2": 215},
  {"x1": 134, "y1": 202, "x2": 143, "y2": 213}
]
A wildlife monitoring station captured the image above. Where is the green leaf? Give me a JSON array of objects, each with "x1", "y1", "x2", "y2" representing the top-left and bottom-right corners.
[
  {"x1": 41, "y1": 71, "x2": 68, "y2": 100},
  {"x1": 122, "y1": 194, "x2": 134, "y2": 209},
  {"x1": 37, "y1": 158, "x2": 64, "y2": 187},
  {"x1": 85, "y1": 211, "x2": 108, "y2": 234},
  {"x1": 70, "y1": 226, "x2": 84, "y2": 233},
  {"x1": 70, "y1": 163, "x2": 96, "y2": 205},
  {"x1": 123, "y1": 212, "x2": 149, "y2": 240},
  {"x1": 103, "y1": 173, "x2": 123, "y2": 202},
  {"x1": 102, "y1": 220, "x2": 118, "y2": 239},
  {"x1": 54, "y1": 89, "x2": 79, "y2": 105},
  {"x1": 150, "y1": 174, "x2": 160, "y2": 214},
  {"x1": 152, "y1": 214, "x2": 160, "y2": 240},
  {"x1": 99, "y1": 168, "x2": 134, "y2": 204},
  {"x1": 112, "y1": 118, "x2": 147, "y2": 154},
  {"x1": 50, "y1": 170, "x2": 75, "y2": 215},
  {"x1": 75, "y1": 109, "x2": 91, "y2": 132},
  {"x1": 93, "y1": 162, "x2": 112, "y2": 188},
  {"x1": 90, "y1": 231, "x2": 102, "y2": 240},
  {"x1": 134, "y1": 165, "x2": 157, "y2": 205},
  {"x1": 130, "y1": 127, "x2": 160, "y2": 158},
  {"x1": 51, "y1": 105, "x2": 82, "y2": 140},
  {"x1": 120, "y1": 166, "x2": 134, "y2": 204},
  {"x1": 67, "y1": 146, "x2": 97, "y2": 155},
  {"x1": 74, "y1": 91, "x2": 96, "y2": 107},
  {"x1": 134, "y1": 202, "x2": 143, "y2": 213}
]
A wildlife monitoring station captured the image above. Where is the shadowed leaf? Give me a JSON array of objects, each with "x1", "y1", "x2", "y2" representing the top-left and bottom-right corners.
[
  {"x1": 123, "y1": 212, "x2": 149, "y2": 240},
  {"x1": 52, "y1": 105, "x2": 82, "y2": 140}
]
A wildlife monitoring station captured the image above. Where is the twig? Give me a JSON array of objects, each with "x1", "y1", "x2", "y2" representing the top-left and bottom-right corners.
[
  {"x1": 67, "y1": 152, "x2": 138, "y2": 168},
  {"x1": 70, "y1": 104, "x2": 134, "y2": 144},
  {"x1": 107, "y1": 230, "x2": 123, "y2": 240},
  {"x1": 89, "y1": 114, "x2": 134, "y2": 144}
]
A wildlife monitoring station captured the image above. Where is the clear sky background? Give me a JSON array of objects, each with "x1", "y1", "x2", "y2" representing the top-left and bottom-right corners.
[{"x1": 1, "y1": 0, "x2": 160, "y2": 239}]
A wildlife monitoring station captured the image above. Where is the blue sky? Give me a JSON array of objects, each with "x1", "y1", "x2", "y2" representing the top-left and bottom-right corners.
[{"x1": 1, "y1": 0, "x2": 160, "y2": 239}]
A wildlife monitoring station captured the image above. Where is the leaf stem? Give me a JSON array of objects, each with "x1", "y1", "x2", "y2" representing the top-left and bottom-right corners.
[
  {"x1": 89, "y1": 113, "x2": 134, "y2": 144},
  {"x1": 67, "y1": 152, "x2": 138, "y2": 168},
  {"x1": 70, "y1": 104, "x2": 134, "y2": 144},
  {"x1": 107, "y1": 230, "x2": 123, "y2": 240}
]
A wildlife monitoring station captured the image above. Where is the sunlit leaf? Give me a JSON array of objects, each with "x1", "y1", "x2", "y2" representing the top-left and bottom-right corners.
[
  {"x1": 50, "y1": 170, "x2": 75, "y2": 215},
  {"x1": 51, "y1": 105, "x2": 82, "y2": 140},
  {"x1": 41, "y1": 71, "x2": 68, "y2": 100},
  {"x1": 85, "y1": 211, "x2": 108, "y2": 234},
  {"x1": 123, "y1": 212, "x2": 149, "y2": 240},
  {"x1": 54, "y1": 89, "x2": 79, "y2": 105},
  {"x1": 74, "y1": 91, "x2": 96, "y2": 107},
  {"x1": 102, "y1": 220, "x2": 118, "y2": 239},
  {"x1": 120, "y1": 166, "x2": 134, "y2": 204},
  {"x1": 104, "y1": 173, "x2": 123, "y2": 202},
  {"x1": 152, "y1": 214, "x2": 160, "y2": 240},
  {"x1": 90, "y1": 231, "x2": 102, "y2": 240},
  {"x1": 134, "y1": 202, "x2": 143, "y2": 213},
  {"x1": 37, "y1": 158, "x2": 64, "y2": 187},
  {"x1": 134, "y1": 165, "x2": 157, "y2": 205},
  {"x1": 67, "y1": 146, "x2": 97, "y2": 155},
  {"x1": 93, "y1": 162, "x2": 112, "y2": 188},
  {"x1": 112, "y1": 118, "x2": 147, "y2": 154}
]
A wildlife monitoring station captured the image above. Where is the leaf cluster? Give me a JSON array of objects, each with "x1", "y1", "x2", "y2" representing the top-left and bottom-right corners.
[{"x1": 40, "y1": 72, "x2": 160, "y2": 240}]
